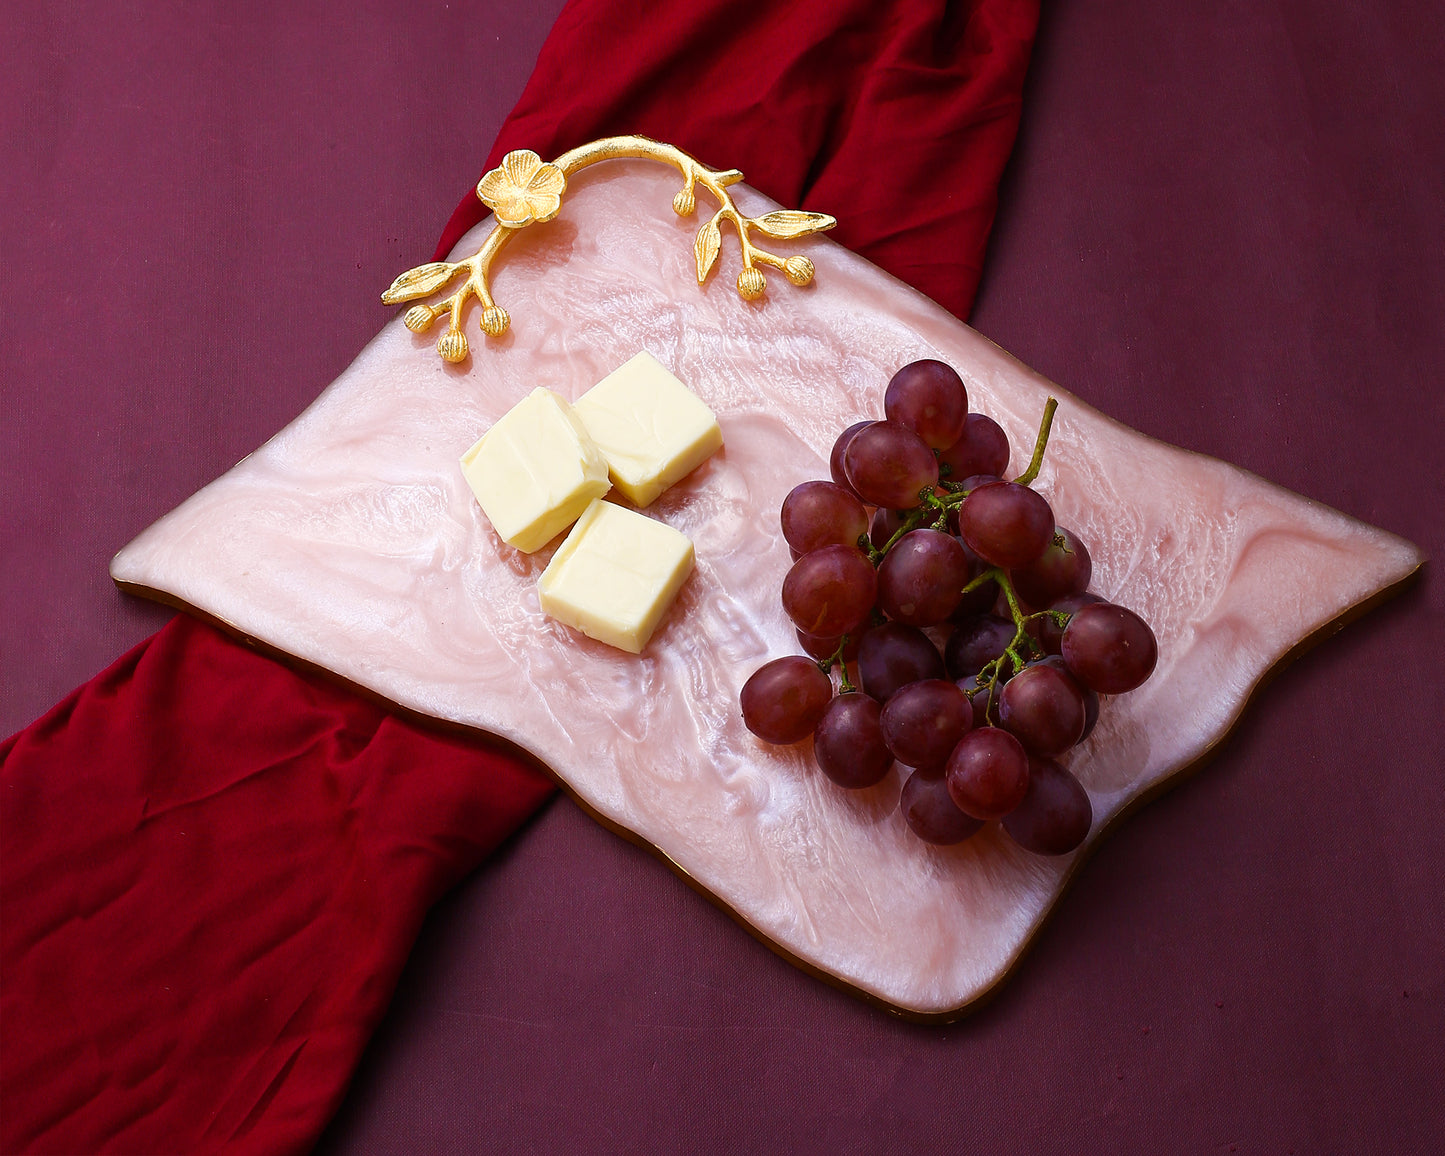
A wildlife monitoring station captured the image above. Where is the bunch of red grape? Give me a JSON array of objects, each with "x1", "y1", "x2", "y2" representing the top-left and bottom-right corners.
[{"x1": 740, "y1": 359, "x2": 1158, "y2": 856}]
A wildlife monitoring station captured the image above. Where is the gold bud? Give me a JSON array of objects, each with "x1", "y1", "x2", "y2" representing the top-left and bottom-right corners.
[
  {"x1": 480, "y1": 306, "x2": 510, "y2": 337},
  {"x1": 404, "y1": 305, "x2": 435, "y2": 333},
  {"x1": 784, "y1": 255, "x2": 815, "y2": 286},
  {"x1": 437, "y1": 329, "x2": 469, "y2": 363},
  {"x1": 672, "y1": 187, "x2": 696, "y2": 216},
  {"x1": 736, "y1": 267, "x2": 766, "y2": 300}
]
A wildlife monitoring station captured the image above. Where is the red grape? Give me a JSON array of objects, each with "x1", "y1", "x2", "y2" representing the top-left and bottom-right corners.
[
  {"x1": 741, "y1": 656, "x2": 833, "y2": 744},
  {"x1": 1079, "y1": 680, "x2": 1100, "y2": 741},
  {"x1": 1010, "y1": 526, "x2": 1092, "y2": 608},
  {"x1": 944, "y1": 476, "x2": 1004, "y2": 535},
  {"x1": 813, "y1": 692, "x2": 893, "y2": 788},
  {"x1": 781, "y1": 545, "x2": 877, "y2": 637},
  {"x1": 780, "y1": 480, "x2": 869, "y2": 556},
  {"x1": 884, "y1": 359, "x2": 968, "y2": 449},
  {"x1": 857, "y1": 622, "x2": 946, "y2": 703},
  {"x1": 1025, "y1": 655, "x2": 1098, "y2": 740},
  {"x1": 880, "y1": 679, "x2": 973, "y2": 769},
  {"x1": 998, "y1": 661, "x2": 1087, "y2": 756},
  {"x1": 944, "y1": 614, "x2": 1017, "y2": 680},
  {"x1": 937, "y1": 412, "x2": 1010, "y2": 481},
  {"x1": 1002, "y1": 756, "x2": 1092, "y2": 855},
  {"x1": 900, "y1": 768, "x2": 985, "y2": 845},
  {"x1": 945, "y1": 726, "x2": 1030, "y2": 820},
  {"x1": 1061, "y1": 602, "x2": 1158, "y2": 693},
  {"x1": 1034, "y1": 591, "x2": 1104, "y2": 654},
  {"x1": 829, "y1": 421, "x2": 873, "y2": 500},
  {"x1": 843, "y1": 420, "x2": 939, "y2": 509},
  {"x1": 957, "y1": 481, "x2": 1055, "y2": 569},
  {"x1": 869, "y1": 506, "x2": 909, "y2": 551},
  {"x1": 876, "y1": 529, "x2": 968, "y2": 627}
]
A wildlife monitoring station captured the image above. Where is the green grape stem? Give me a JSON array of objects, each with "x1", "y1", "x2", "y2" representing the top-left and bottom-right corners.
[
  {"x1": 959, "y1": 569, "x2": 995, "y2": 596},
  {"x1": 867, "y1": 505, "x2": 927, "y2": 564},
  {"x1": 1012, "y1": 397, "x2": 1058, "y2": 488},
  {"x1": 817, "y1": 636, "x2": 856, "y2": 693},
  {"x1": 867, "y1": 490, "x2": 970, "y2": 565},
  {"x1": 996, "y1": 568, "x2": 1043, "y2": 670},
  {"x1": 967, "y1": 567, "x2": 1052, "y2": 720},
  {"x1": 963, "y1": 680, "x2": 998, "y2": 726}
]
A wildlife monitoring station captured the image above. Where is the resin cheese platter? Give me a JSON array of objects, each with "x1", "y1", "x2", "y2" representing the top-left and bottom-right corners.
[{"x1": 111, "y1": 143, "x2": 1422, "y2": 1018}]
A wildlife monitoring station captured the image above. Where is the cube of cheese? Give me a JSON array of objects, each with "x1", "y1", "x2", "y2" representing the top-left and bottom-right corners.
[
  {"x1": 537, "y1": 499, "x2": 695, "y2": 654},
  {"x1": 572, "y1": 351, "x2": 722, "y2": 508},
  {"x1": 460, "y1": 388, "x2": 611, "y2": 553}
]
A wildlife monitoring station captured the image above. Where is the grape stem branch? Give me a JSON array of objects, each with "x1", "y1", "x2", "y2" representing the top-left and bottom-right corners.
[
  {"x1": 960, "y1": 581, "x2": 1073, "y2": 724},
  {"x1": 1012, "y1": 398, "x2": 1058, "y2": 488},
  {"x1": 817, "y1": 637, "x2": 857, "y2": 693}
]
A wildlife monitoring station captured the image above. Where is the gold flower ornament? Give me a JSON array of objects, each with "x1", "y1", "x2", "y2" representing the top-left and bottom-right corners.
[
  {"x1": 475, "y1": 150, "x2": 567, "y2": 228},
  {"x1": 384, "y1": 136, "x2": 836, "y2": 363}
]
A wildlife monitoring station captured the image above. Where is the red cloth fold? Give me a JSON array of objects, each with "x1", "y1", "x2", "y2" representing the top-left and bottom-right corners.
[
  {"x1": 439, "y1": 0, "x2": 1038, "y2": 319},
  {"x1": 1, "y1": 1, "x2": 1037, "y2": 1151},
  {"x1": 2, "y1": 617, "x2": 555, "y2": 1154}
]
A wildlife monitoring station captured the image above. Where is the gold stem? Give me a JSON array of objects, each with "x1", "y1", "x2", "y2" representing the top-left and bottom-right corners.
[
  {"x1": 446, "y1": 219, "x2": 513, "y2": 310},
  {"x1": 459, "y1": 136, "x2": 740, "y2": 282}
]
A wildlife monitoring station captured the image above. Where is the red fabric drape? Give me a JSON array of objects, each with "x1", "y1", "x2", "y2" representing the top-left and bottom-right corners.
[
  {"x1": 1, "y1": 619, "x2": 554, "y2": 1153},
  {"x1": 439, "y1": 0, "x2": 1038, "y2": 319},
  {"x1": 0, "y1": 1, "x2": 1038, "y2": 1151}
]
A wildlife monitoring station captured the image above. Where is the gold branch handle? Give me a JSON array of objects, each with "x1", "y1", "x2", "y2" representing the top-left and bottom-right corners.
[{"x1": 382, "y1": 135, "x2": 837, "y2": 364}]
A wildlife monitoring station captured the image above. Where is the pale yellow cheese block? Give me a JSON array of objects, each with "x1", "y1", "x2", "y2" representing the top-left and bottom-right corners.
[
  {"x1": 537, "y1": 498, "x2": 695, "y2": 654},
  {"x1": 572, "y1": 351, "x2": 723, "y2": 508},
  {"x1": 459, "y1": 387, "x2": 610, "y2": 553}
]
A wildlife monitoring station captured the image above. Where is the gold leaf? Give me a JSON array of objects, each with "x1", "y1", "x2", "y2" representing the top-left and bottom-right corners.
[
  {"x1": 750, "y1": 210, "x2": 837, "y2": 240},
  {"x1": 381, "y1": 262, "x2": 458, "y2": 305},
  {"x1": 694, "y1": 219, "x2": 721, "y2": 284}
]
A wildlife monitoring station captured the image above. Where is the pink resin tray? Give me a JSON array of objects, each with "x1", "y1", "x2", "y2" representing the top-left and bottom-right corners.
[{"x1": 111, "y1": 161, "x2": 1421, "y2": 1018}]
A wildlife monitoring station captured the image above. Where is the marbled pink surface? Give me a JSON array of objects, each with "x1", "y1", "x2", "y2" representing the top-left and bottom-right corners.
[{"x1": 111, "y1": 162, "x2": 1420, "y2": 1015}]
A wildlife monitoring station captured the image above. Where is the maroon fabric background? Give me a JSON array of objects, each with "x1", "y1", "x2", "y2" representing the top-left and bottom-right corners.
[
  {"x1": 3, "y1": 2, "x2": 1442, "y2": 1155},
  {"x1": 2, "y1": 1, "x2": 1038, "y2": 1150}
]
